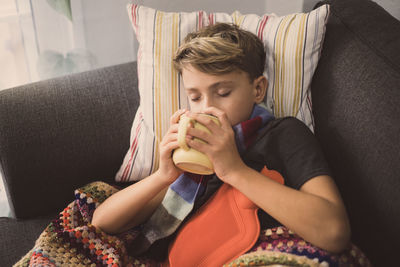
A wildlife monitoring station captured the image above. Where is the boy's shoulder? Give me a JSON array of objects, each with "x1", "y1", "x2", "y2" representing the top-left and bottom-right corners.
[
  {"x1": 266, "y1": 116, "x2": 311, "y2": 134},
  {"x1": 252, "y1": 116, "x2": 316, "y2": 149}
]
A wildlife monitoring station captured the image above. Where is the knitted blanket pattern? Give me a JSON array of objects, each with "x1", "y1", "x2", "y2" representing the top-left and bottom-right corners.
[
  {"x1": 225, "y1": 226, "x2": 373, "y2": 267},
  {"x1": 14, "y1": 181, "x2": 372, "y2": 267},
  {"x1": 14, "y1": 181, "x2": 158, "y2": 267}
]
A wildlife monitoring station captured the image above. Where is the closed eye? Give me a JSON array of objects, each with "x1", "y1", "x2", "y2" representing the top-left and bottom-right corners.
[{"x1": 218, "y1": 91, "x2": 231, "y2": 97}]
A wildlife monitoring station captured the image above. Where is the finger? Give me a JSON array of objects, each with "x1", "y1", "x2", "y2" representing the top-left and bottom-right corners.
[
  {"x1": 186, "y1": 137, "x2": 208, "y2": 153},
  {"x1": 166, "y1": 123, "x2": 180, "y2": 134},
  {"x1": 160, "y1": 140, "x2": 181, "y2": 158},
  {"x1": 170, "y1": 108, "x2": 187, "y2": 125},
  {"x1": 161, "y1": 132, "x2": 179, "y2": 145},
  {"x1": 201, "y1": 107, "x2": 231, "y2": 128},
  {"x1": 201, "y1": 106, "x2": 224, "y2": 117},
  {"x1": 186, "y1": 127, "x2": 211, "y2": 143},
  {"x1": 163, "y1": 140, "x2": 181, "y2": 153},
  {"x1": 186, "y1": 112, "x2": 221, "y2": 133}
]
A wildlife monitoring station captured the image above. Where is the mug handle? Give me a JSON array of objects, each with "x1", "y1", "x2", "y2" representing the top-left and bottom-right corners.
[{"x1": 177, "y1": 114, "x2": 193, "y2": 151}]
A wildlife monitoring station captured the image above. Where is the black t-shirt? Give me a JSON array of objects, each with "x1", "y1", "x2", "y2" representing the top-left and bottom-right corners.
[
  {"x1": 195, "y1": 117, "x2": 332, "y2": 228},
  {"x1": 142, "y1": 117, "x2": 332, "y2": 260},
  {"x1": 242, "y1": 117, "x2": 332, "y2": 228}
]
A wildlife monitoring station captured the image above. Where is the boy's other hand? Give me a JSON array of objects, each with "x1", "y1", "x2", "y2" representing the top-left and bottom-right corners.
[
  {"x1": 186, "y1": 107, "x2": 247, "y2": 183},
  {"x1": 158, "y1": 109, "x2": 187, "y2": 184}
]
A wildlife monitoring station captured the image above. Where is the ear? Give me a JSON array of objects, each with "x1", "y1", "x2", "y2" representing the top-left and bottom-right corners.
[{"x1": 253, "y1": 75, "x2": 268, "y2": 104}]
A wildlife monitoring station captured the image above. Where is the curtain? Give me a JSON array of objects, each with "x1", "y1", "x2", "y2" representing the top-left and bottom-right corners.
[{"x1": 0, "y1": 0, "x2": 137, "y2": 91}]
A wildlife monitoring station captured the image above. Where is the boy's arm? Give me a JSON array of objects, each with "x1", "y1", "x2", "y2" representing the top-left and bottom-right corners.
[
  {"x1": 91, "y1": 171, "x2": 169, "y2": 234},
  {"x1": 228, "y1": 168, "x2": 351, "y2": 253},
  {"x1": 185, "y1": 108, "x2": 350, "y2": 253},
  {"x1": 92, "y1": 108, "x2": 187, "y2": 234}
]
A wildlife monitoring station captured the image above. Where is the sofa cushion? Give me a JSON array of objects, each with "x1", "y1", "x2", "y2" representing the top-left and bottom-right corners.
[
  {"x1": 116, "y1": 4, "x2": 330, "y2": 182},
  {"x1": 311, "y1": 0, "x2": 400, "y2": 265}
]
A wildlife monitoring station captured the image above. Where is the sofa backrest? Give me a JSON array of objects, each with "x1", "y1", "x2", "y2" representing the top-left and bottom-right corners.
[
  {"x1": 0, "y1": 62, "x2": 139, "y2": 219},
  {"x1": 311, "y1": 0, "x2": 400, "y2": 265}
]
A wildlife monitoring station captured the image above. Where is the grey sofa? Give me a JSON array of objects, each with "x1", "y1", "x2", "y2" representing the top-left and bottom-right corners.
[{"x1": 1, "y1": 0, "x2": 399, "y2": 266}]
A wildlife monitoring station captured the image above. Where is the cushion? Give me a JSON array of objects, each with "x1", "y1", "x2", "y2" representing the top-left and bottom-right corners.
[{"x1": 116, "y1": 4, "x2": 330, "y2": 182}]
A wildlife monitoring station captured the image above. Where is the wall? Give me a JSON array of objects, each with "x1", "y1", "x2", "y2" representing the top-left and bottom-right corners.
[
  {"x1": 375, "y1": 0, "x2": 400, "y2": 20},
  {"x1": 72, "y1": 0, "x2": 135, "y2": 68},
  {"x1": 78, "y1": 0, "x2": 318, "y2": 65}
]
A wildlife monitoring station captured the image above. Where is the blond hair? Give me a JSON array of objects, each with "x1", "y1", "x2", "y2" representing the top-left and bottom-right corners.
[{"x1": 173, "y1": 23, "x2": 266, "y2": 81}]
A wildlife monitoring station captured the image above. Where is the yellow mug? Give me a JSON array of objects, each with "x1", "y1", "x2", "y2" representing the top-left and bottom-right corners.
[{"x1": 172, "y1": 113, "x2": 220, "y2": 175}]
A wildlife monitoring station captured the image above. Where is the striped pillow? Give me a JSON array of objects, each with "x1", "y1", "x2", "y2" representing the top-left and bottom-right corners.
[{"x1": 115, "y1": 4, "x2": 330, "y2": 182}]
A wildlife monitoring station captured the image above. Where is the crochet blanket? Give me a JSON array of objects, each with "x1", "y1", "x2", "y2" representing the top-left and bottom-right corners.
[{"x1": 14, "y1": 181, "x2": 372, "y2": 267}]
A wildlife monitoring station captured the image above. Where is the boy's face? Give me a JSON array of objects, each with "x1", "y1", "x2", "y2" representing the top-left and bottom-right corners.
[{"x1": 181, "y1": 64, "x2": 267, "y2": 126}]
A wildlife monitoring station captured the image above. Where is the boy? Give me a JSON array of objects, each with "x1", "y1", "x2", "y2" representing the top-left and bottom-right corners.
[{"x1": 92, "y1": 23, "x2": 350, "y2": 261}]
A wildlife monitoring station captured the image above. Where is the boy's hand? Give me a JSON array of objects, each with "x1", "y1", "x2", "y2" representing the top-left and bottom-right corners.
[
  {"x1": 185, "y1": 107, "x2": 247, "y2": 183},
  {"x1": 158, "y1": 109, "x2": 187, "y2": 184}
]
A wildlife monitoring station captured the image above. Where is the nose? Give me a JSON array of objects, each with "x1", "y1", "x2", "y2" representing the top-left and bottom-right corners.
[{"x1": 202, "y1": 96, "x2": 213, "y2": 110}]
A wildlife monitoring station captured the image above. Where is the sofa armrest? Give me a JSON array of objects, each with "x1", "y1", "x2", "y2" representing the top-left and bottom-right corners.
[
  {"x1": 0, "y1": 62, "x2": 139, "y2": 219},
  {"x1": 311, "y1": 0, "x2": 400, "y2": 265}
]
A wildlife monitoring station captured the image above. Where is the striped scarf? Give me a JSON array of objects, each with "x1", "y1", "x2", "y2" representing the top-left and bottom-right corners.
[{"x1": 133, "y1": 104, "x2": 274, "y2": 254}]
